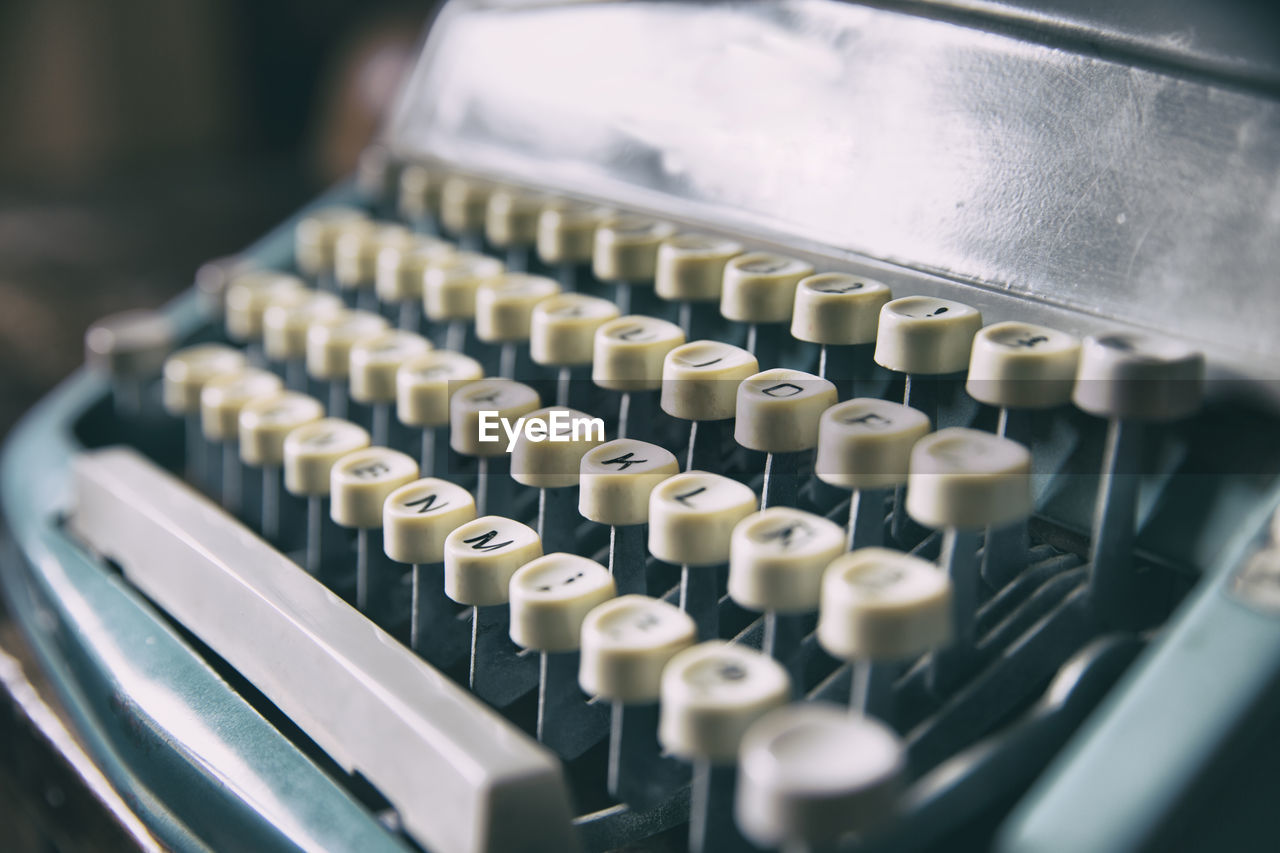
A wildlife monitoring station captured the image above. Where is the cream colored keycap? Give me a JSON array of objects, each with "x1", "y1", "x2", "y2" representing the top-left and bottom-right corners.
[
  {"x1": 449, "y1": 379, "x2": 542, "y2": 457},
  {"x1": 720, "y1": 252, "x2": 814, "y2": 324},
  {"x1": 283, "y1": 418, "x2": 371, "y2": 497},
  {"x1": 396, "y1": 350, "x2": 485, "y2": 428},
  {"x1": 1071, "y1": 331, "x2": 1204, "y2": 422},
  {"x1": 736, "y1": 704, "x2": 904, "y2": 848},
  {"x1": 383, "y1": 478, "x2": 478, "y2": 564},
  {"x1": 397, "y1": 163, "x2": 440, "y2": 222},
  {"x1": 579, "y1": 595, "x2": 697, "y2": 704},
  {"x1": 658, "y1": 641, "x2": 790, "y2": 762},
  {"x1": 349, "y1": 330, "x2": 432, "y2": 404},
  {"x1": 818, "y1": 547, "x2": 952, "y2": 661},
  {"x1": 200, "y1": 368, "x2": 283, "y2": 442},
  {"x1": 967, "y1": 321, "x2": 1081, "y2": 410},
  {"x1": 814, "y1": 398, "x2": 931, "y2": 490},
  {"x1": 593, "y1": 215, "x2": 677, "y2": 282},
  {"x1": 735, "y1": 369, "x2": 837, "y2": 453},
  {"x1": 592, "y1": 315, "x2": 686, "y2": 392},
  {"x1": 196, "y1": 255, "x2": 254, "y2": 319},
  {"x1": 355, "y1": 144, "x2": 393, "y2": 202},
  {"x1": 335, "y1": 222, "x2": 415, "y2": 292},
  {"x1": 729, "y1": 508, "x2": 844, "y2": 614},
  {"x1": 475, "y1": 273, "x2": 561, "y2": 343},
  {"x1": 295, "y1": 206, "x2": 368, "y2": 277},
  {"x1": 537, "y1": 201, "x2": 609, "y2": 266},
  {"x1": 486, "y1": 188, "x2": 542, "y2": 248},
  {"x1": 655, "y1": 234, "x2": 743, "y2": 303},
  {"x1": 791, "y1": 273, "x2": 892, "y2": 345},
  {"x1": 660, "y1": 341, "x2": 759, "y2": 422},
  {"x1": 375, "y1": 237, "x2": 455, "y2": 303},
  {"x1": 306, "y1": 310, "x2": 389, "y2": 381},
  {"x1": 873, "y1": 295, "x2": 983, "y2": 375},
  {"x1": 85, "y1": 309, "x2": 174, "y2": 380},
  {"x1": 530, "y1": 293, "x2": 620, "y2": 367},
  {"x1": 444, "y1": 515, "x2": 543, "y2": 606},
  {"x1": 423, "y1": 252, "x2": 505, "y2": 322},
  {"x1": 239, "y1": 391, "x2": 325, "y2": 467},
  {"x1": 649, "y1": 471, "x2": 758, "y2": 567},
  {"x1": 579, "y1": 439, "x2": 680, "y2": 527},
  {"x1": 510, "y1": 407, "x2": 606, "y2": 489},
  {"x1": 329, "y1": 447, "x2": 418, "y2": 529},
  {"x1": 509, "y1": 554, "x2": 616, "y2": 653},
  {"x1": 164, "y1": 345, "x2": 248, "y2": 415},
  {"x1": 263, "y1": 291, "x2": 344, "y2": 362},
  {"x1": 440, "y1": 175, "x2": 492, "y2": 235},
  {"x1": 906, "y1": 428, "x2": 1033, "y2": 530},
  {"x1": 225, "y1": 271, "x2": 306, "y2": 343}
]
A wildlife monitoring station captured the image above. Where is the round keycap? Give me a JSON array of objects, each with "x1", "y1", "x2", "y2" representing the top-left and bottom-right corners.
[
  {"x1": 728, "y1": 508, "x2": 845, "y2": 614},
  {"x1": 537, "y1": 200, "x2": 609, "y2": 266},
  {"x1": 790, "y1": 273, "x2": 892, "y2": 345},
  {"x1": 85, "y1": 309, "x2": 174, "y2": 380},
  {"x1": 449, "y1": 379, "x2": 542, "y2": 457},
  {"x1": 736, "y1": 704, "x2": 904, "y2": 848},
  {"x1": 720, "y1": 252, "x2": 815, "y2": 324},
  {"x1": 164, "y1": 344, "x2": 248, "y2": 415},
  {"x1": 814, "y1": 398, "x2": 931, "y2": 490},
  {"x1": 734, "y1": 369, "x2": 838, "y2": 453},
  {"x1": 475, "y1": 273, "x2": 561, "y2": 343},
  {"x1": 239, "y1": 391, "x2": 325, "y2": 467},
  {"x1": 579, "y1": 439, "x2": 680, "y2": 527},
  {"x1": 1071, "y1": 331, "x2": 1204, "y2": 422},
  {"x1": 510, "y1": 407, "x2": 606, "y2": 489},
  {"x1": 906, "y1": 428, "x2": 1033, "y2": 530},
  {"x1": 383, "y1": 478, "x2": 478, "y2": 564},
  {"x1": 225, "y1": 271, "x2": 306, "y2": 343},
  {"x1": 966, "y1": 321, "x2": 1081, "y2": 410},
  {"x1": 295, "y1": 206, "x2": 368, "y2": 277},
  {"x1": 398, "y1": 163, "x2": 440, "y2": 223},
  {"x1": 818, "y1": 547, "x2": 953, "y2": 661},
  {"x1": 593, "y1": 215, "x2": 677, "y2": 282},
  {"x1": 329, "y1": 447, "x2": 418, "y2": 529},
  {"x1": 660, "y1": 341, "x2": 759, "y2": 422},
  {"x1": 444, "y1": 515, "x2": 543, "y2": 606},
  {"x1": 200, "y1": 367, "x2": 283, "y2": 442},
  {"x1": 306, "y1": 310, "x2": 389, "y2": 381},
  {"x1": 423, "y1": 252, "x2": 505, "y2": 321},
  {"x1": 592, "y1": 315, "x2": 686, "y2": 392},
  {"x1": 649, "y1": 472, "x2": 758, "y2": 567},
  {"x1": 579, "y1": 595, "x2": 698, "y2": 703},
  {"x1": 335, "y1": 222, "x2": 415, "y2": 292},
  {"x1": 349, "y1": 330, "x2": 432, "y2": 405},
  {"x1": 655, "y1": 234, "x2": 744, "y2": 303},
  {"x1": 530, "y1": 293, "x2": 621, "y2": 367},
  {"x1": 440, "y1": 175, "x2": 492, "y2": 236},
  {"x1": 873, "y1": 296, "x2": 983, "y2": 375},
  {"x1": 658, "y1": 641, "x2": 790, "y2": 762},
  {"x1": 355, "y1": 144, "x2": 395, "y2": 203},
  {"x1": 282, "y1": 418, "x2": 371, "y2": 497},
  {"x1": 263, "y1": 291, "x2": 343, "y2": 362},
  {"x1": 509, "y1": 554, "x2": 617, "y2": 652},
  {"x1": 396, "y1": 350, "x2": 485, "y2": 428},
  {"x1": 486, "y1": 188, "x2": 542, "y2": 248},
  {"x1": 375, "y1": 237, "x2": 455, "y2": 304}
]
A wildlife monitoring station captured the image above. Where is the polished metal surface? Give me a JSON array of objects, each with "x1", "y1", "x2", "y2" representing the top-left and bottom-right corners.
[{"x1": 387, "y1": 0, "x2": 1280, "y2": 386}]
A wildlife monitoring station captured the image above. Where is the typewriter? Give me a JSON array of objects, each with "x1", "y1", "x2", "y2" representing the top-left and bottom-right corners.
[{"x1": 4, "y1": 1, "x2": 1280, "y2": 851}]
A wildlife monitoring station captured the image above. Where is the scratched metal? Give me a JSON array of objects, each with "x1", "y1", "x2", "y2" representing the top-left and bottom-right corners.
[{"x1": 387, "y1": 0, "x2": 1280, "y2": 380}]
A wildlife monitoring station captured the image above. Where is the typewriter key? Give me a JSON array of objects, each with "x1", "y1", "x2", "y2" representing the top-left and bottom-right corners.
[
  {"x1": 721, "y1": 252, "x2": 814, "y2": 370},
  {"x1": 655, "y1": 233, "x2": 743, "y2": 341},
  {"x1": 593, "y1": 315, "x2": 685, "y2": 443},
  {"x1": 305, "y1": 309, "x2": 389, "y2": 421},
  {"x1": 334, "y1": 221, "x2": 415, "y2": 313},
  {"x1": 537, "y1": 199, "x2": 609, "y2": 293},
  {"x1": 475, "y1": 273, "x2": 560, "y2": 379},
  {"x1": 285, "y1": 421, "x2": 372, "y2": 579},
  {"x1": 791, "y1": 272, "x2": 892, "y2": 398},
  {"x1": 397, "y1": 163, "x2": 441, "y2": 234},
  {"x1": 224, "y1": 271, "x2": 305, "y2": 365},
  {"x1": 485, "y1": 187, "x2": 542, "y2": 271},
  {"x1": 294, "y1": 205, "x2": 368, "y2": 288},
  {"x1": 530, "y1": 293, "x2": 619, "y2": 407},
  {"x1": 85, "y1": 308, "x2": 174, "y2": 419},
  {"x1": 396, "y1": 349, "x2": 484, "y2": 475},
  {"x1": 449, "y1": 378, "x2": 542, "y2": 516},
  {"x1": 349, "y1": 329, "x2": 431, "y2": 447},
  {"x1": 510, "y1": 407, "x2": 605, "y2": 555},
  {"x1": 423, "y1": 251, "x2": 505, "y2": 362},
  {"x1": 874, "y1": 295, "x2": 983, "y2": 428},
  {"x1": 201, "y1": 367, "x2": 283, "y2": 518},
  {"x1": 440, "y1": 174, "x2": 493, "y2": 252},
  {"x1": 263, "y1": 291, "x2": 343, "y2": 391},
  {"x1": 735, "y1": 368, "x2": 837, "y2": 508},
  {"x1": 661, "y1": 340, "x2": 758, "y2": 471},
  {"x1": 593, "y1": 214, "x2": 676, "y2": 315},
  {"x1": 375, "y1": 236, "x2": 455, "y2": 333},
  {"x1": 239, "y1": 390, "x2": 324, "y2": 545}
]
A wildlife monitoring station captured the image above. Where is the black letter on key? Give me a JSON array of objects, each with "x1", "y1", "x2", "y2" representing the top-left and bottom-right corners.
[
  {"x1": 674, "y1": 486, "x2": 707, "y2": 506},
  {"x1": 405, "y1": 493, "x2": 449, "y2": 514},
  {"x1": 844, "y1": 411, "x2": 890, "y2": 428},
  {"x1": 761, "y1": 382, "x2": 803, "y2": 398},
  {"x1": 352, "y1": 461, "x2": 390, "y2": 478},
  {"x1": 602, "y1": 451, "x2": 648, "y2": 470},
  {"x1": 464, "y1": 530, "x2": 514, "y2": 551}
]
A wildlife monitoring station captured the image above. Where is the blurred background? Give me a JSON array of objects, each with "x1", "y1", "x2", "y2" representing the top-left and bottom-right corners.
[{"x1": 0, "y1": 2, "x2": 433, "y2": 848}]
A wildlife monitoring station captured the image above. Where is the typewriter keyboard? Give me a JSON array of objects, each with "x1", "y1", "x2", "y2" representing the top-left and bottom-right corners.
[{"x1": 61, "y1": 157, "x2": 1278, "y2": 853}]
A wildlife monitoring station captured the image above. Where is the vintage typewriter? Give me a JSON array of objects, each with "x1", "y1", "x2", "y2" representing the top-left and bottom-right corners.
[{"x1": 4, "y1": 1, "x2": 1280, "y2": 851}]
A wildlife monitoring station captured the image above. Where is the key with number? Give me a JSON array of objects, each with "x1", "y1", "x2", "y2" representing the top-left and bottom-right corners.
[
  {"x1": 450, "y1": 378, "x2": 542, "y2": 517},
  {"x1": 475, "y1": 273, "x2": 561, "y2": 379},
  {"x1": 283, "y1": 418, "x2": 371, "y2": 579},
  {"x1": 510, "y1": 554, "x2": 617, "y2": 759},
  {"x1": 510, "y1": 407, "x2": 605, "y2": 554},
  {"x1": 444, "y1": 515, "x2": 543, "y2": 706},
  {"x1": 201, "y1": 367, "x2": 283, "y2": 518},
  {"x1": 720, "y1": 252, "x2": 814, "y2": 369},
  {"x1": 661, "y1": 341, "x2": 758, "y2": 471},
  {"x1": 306, "y1": 309, "x2": 389, "y2": 421},
  {"x1": 655, "y1": 234, "x2": 743, "y2": 340},
  {"x1": 735, "y1": 368, "x2": 837, "y2": 508},
  {"x1": 349, "y1": 329, "x2": 432, "y2": 446},
  {"x1": 650, "y1": 471, "x2": 758, "y2": 641},
  {"x1": 239, "y1": 390, "x2": 324, "y2": 546},
  {"x1": 530, "y1": 293, "x2": 620, "y2": 407},
  {"x1": 486, "y1": 187, "x2": 542, "y2": 271},
  {"x1": 874, "y1": 295, "x2": 983, "y2": 428},
  {"x1": 660, "y1": 641, "x2": 790, "y2": 853},
  {"x1": 396, "y1": 349, "x2": 484, "y2": 475},
  {"x1": 295, "y1": 206, "x2": 367, "y2": 289},
  {"x1": 593, "y1": 214, "x2": 676, "y2": 315},
  {"x1": 791, "y1": 272, "x2": 892, "y2": 398},
  {"x1": 375, "y1": 236, "x2": 455, "y2": 333},
  {"x1": 593, "y1": 315, "x2": 685, "y2": 442}
]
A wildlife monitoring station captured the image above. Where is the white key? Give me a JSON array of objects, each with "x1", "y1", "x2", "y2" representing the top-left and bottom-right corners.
[
  {"x1": 396, "y1": 350, "x2": 485, "y2": 429},
  {"x1": 649, "y1": 472, "x2": 758, "y2": 567},
  {"x1": 424, "y1": 252, "x2": 505, "y2": 322},
  {"x1": 349, "y1": 330, "x2": 432, "y2": 405},
  {"x1": 294, "y1": 206, "x2": 367, "y2": 278},
  {"x1": 329, "y1": 447, "x2": 418, "y2": 530},
  {"x1": 163, "y1": 344, "x2": 247, "y2": 415},
  {"x1": 335, "y1": 222, "x2": 415, "y2": 294},
  {"x1": 449, "y1": 379, "x2": 542, "y2": 458},
  {"x1": 306, "y1": 310, "x2": 390, "y2": 382},
  {"x1": 201, "y1": 368, "x2": 283, "y2": 443},
  {"x1": 444, "y1": 515, "x2": 543, "y2": 606},
  {"x1": 734, "y1": 368, "x2": 837, "y2": 454},
  {"x1": 660, "y1": 341, "x2": 759, "y2": 422},
  {"x1": 593, "y1": 215, "x2": 677, "y2": 283},
  {"x1": 579, "y1": 439, "x2": 680, "y2": 527},
  {"x1": 238, "y1": 391, "x2": 325, "y2": 468},
  {"x1": 874, "y1": 295, "x2": 983, "y2": 375},
  {"x1": 475, "y1": 273, "x2": 561, "y2": 343},
  {"x1": 530, "y1": 293, "x2": 620, "y2": 367},
  {"x1": 791, "y1": 273, "x2": 892, "y2": 345},
  {"x1": 383, "y1": 478, "x2": 477, "y2": 565},
  {"x1": 1072, "y1": 331, "x2": 1204, "y2": 421},
  {"x1": 509, "y1": 554, "x2": 617, "y2": 652},
  {"x1": 440, "y1": 175, "x2": 492, "y2": 237},
  {"x1": 967, "y1": 321, "x2": 1081, "y2": 410},
  {"x1": 225, "y1": 271, "x2": 305, "y2": 343},
  {"x1": 729, "y1": 508, "x2": 844, "y2": 614},
  {"x1": 655, "y1": 234, "x2": 743, "y2": 303},
  {"x1": 720, "y1": 252, "x2": 814, "y2": 324},
  {"x1": 537, "y1": 201, "x2": 610, "y2": 267},
  {"x1": 283, "y1": 419, "x2": 371, "y2": 498},
  {"x1": 485, "y1": 188, "x2": 542, "y2": 249},
  {"x1": 906, "y1": 428, "x2": 1033, "y2": 531},
  {"x1": 593, "y1": 315, "x2": 686, "y2": 392},
  {"x1": 579, "y1": 595, "x2": 697, "y2": 704},
  {"x1": 375, "y1": 237, "x2": 455, "y2": 304},
  {"x1": 263, "y1": 291, "x2": 343, "y2": 362},
  {"x1": 814, "y1": 398, "x2": 931, "y2": 491}
]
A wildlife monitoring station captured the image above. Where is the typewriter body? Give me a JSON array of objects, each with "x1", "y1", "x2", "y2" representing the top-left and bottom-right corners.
[{"x1": 4, "y1": 1, "x2": 1280, "y2": 851}]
